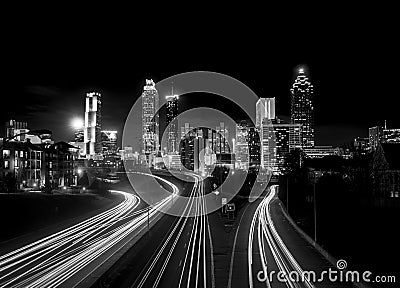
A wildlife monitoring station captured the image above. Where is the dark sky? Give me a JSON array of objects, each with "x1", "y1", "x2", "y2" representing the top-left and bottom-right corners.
[{"x1": 2, "y1": 17, "x2": 399, "y2": 147}]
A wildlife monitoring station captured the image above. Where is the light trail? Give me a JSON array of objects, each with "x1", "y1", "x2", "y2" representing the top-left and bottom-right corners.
[
  {"x1": 133, "y1": 172, "x2": 215, "y2": 288},
  {"x1": 248, "y1": 185, "x2": 315, "y2": 288},
  {"x1": 0, "y1": 173, "x2": 180, "y2": 288}
]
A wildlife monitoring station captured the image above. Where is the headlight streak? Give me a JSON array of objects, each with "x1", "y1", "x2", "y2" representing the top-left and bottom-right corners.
[
  {"x1": 248, "y1": 186, "x2": 315, "y2": 288},
  {"x1": 0, "y1": 173, "x2": 180, "y2": 288},
  {"x1": 134, "y1": 172, "x2": 199, "y2": 288},
  {"x1": 134, "y1": 172, "x2": 214, "y2": 288}
]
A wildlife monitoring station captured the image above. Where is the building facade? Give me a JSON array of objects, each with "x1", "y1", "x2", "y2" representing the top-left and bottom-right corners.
[
  {"x1": 142, "y1": 79, "x2": 159, "y2": 164},
  {"x1": 84, "y1": 92, "x2": 102, "y2": 157},
  {"x1": 235, "y1": 121, "x2": 249, "y2": 170},
  {"x1": 165, "y1": 94, "x2": 179, "y2": 153},
  {"x1": 5, "y1": 120, "x2": 29, "y2": 142},
  {"x1": 290, "y1": 68, "x2": 315, "y2": 147},
  {"x1": 101, "y1": 130, "x2": 118, "y2": 155},
  {"x1": 256, "y1": 98, "x2": 276, "y2": 128}
]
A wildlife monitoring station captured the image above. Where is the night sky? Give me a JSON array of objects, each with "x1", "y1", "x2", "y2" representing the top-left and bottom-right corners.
[{"x1": 3, "y1": 19, "x2": 399, "y2": 148}]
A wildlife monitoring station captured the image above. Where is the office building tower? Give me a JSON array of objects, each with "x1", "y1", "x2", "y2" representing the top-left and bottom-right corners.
[
  {"x1": 248, "y1": 127, "x2": 261, "y2": 170},
  {"x1": 214, "y1": 122, "x2": 230, "y2": 154},
  {"x1": 235, "y1": 121, "x2": 249, "y2": 170},
  {"x1": 369, "y1": 126, "x2": 383, "y2": 150},
  {"x1": 101, "y1": 130, "x2": 118, "y2": 155},
  {"x1": 84, "y1": 92, "x2": 102, "y2": 157},
  {"x1": 256, "y1": 98, "x2": 276, "y2": 128},
  {"x1": 142, "y1": 79, "x2": 159, "y2": 163},
  {"x1": 260, "y1": 118, "x2": 302, "y2": 173},
  {"x1": 166, "y1": 94, "x2": 179, "y2": 153},
  {"x1": 290, "y1": 68, "x2": 315, "y2": 147}
]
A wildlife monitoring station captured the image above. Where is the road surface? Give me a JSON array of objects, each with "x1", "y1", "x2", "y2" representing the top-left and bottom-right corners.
[
  {"x1": 0, "y1": 173, "x2": 179, "y2": 288},
  {"x1": 229, "y1": 185, "x2": 356, "y2": 288}
]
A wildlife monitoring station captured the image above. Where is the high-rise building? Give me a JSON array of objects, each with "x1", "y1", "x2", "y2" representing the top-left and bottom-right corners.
[
  {"x1": 248, "y1": 127, "x2": 261, "y2": 170},
  {"x1": 84, "y1": 92, "x2": 102, "y2": 157},
  {"x1": 369, "y1": 126, "x2": 383, "y2": 150},
  {"x1": 235, "y1": 121, "x2": 249, "y2": 170},
  {"x1": 261, "y1": 119, "x2": 302, "y2": 173},
  {"x1": 166, "y1": 94, "x2": 179, "y2": 153},
  {"x1": 5, "y1": 120, "x2": 29, "y2": 141},
  {"x1": 256, "y1": 98, "x2": 276, "y2": 128},
  {"x1": 101, "y1": 130, "x2": 118, "y2": 155},
  {"x1": 214, "y1": 122, "x2": 230, "y2": 154},
  {"x1": 142, "y1": 79, "x2": 159, "y2": 164},
  {"x1": 290, "y1": 68, "x2": 315, "y2": 147},
  {"x1": 180, "y1": 124, "x2": 196, "y2": 170}
]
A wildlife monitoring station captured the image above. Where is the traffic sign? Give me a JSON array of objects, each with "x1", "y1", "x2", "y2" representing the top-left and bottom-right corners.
[{"x1": 222, "y1": 198, "x2": 227, "y2": 205}]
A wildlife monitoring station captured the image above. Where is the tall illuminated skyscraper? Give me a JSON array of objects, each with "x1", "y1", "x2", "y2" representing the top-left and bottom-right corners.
[
  {"x1": 166, "y1": 93, "x2": 179, "y2": 153},
  {"x1": 84, "y1": 92, "x2": 102, "y2": 157},
  {"x1": 235, "y1": 121, "x2": 249, "y2": 170},
  {"x1": 256, "y1": 98, "x2": 276, "y2": 128},
  {"x1": 290, "y1": 68, "x2": 315, "y2": 147},
  {"x1": 142, "y1": 79, "x2": 159, "y2": 162}
]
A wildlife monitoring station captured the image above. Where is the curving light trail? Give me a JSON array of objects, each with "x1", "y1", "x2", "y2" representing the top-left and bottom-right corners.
[
  {"x1": 133, "y1": 172, "x2": 215, "y2": 288},
  {"x1": 0, "y1": 173, "x2": 179, "y2": 288},
  {"x1": 248, "y1": 185, "x2": 315, "y2": 288}
]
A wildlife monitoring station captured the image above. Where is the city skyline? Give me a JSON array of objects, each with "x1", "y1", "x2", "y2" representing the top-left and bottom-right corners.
[{"x1": 3, "y1": 58, "x2": 399, "y2": 148}]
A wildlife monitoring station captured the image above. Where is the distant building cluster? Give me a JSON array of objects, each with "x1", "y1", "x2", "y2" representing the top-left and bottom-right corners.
[
  {"x1": 0, "y1": 120, "x2": 78, "y2": 192},
  {"x1": 3, "y1": 67, "x2": 399, "y2": 194},
  {"x1": 0, "y1": 91, "x2": 125, "y2": 193},
  {"x1": 137, "y1": 69, "x2": 319, "y2": 175}
]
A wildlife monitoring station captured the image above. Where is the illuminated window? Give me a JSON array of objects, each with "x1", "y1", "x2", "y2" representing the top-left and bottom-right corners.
[
  {"x1": 4, "y1": 161, "x2": 9, "y2": 169},
  {"x1": 15, "y1": 151, "x2": 19, "y2": 158},
  {"x1": 20, "y1": 151, "x2": 24, "y2": 158},
  {"x1": 2, "y1": 150, "x2": 10, "y2": 158}
]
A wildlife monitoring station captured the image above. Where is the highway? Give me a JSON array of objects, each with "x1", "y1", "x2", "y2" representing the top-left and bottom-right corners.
[
  {"x1": 247, "y1": 185, "x2": 314, "y2": 288},
  {"x1": 229, "y1": 185, "x2": 357, "y2": 288},
  {"x1": 0, "y1": 173, "x2": 179, "y2": 288},
  {"x1": 125, "y1": 172, "x2": 215, "y2": 288}
]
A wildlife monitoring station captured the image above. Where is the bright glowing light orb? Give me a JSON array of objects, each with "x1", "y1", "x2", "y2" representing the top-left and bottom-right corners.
[{"x1": 71, "y1": 118, "x2": 84, "y2": 129}]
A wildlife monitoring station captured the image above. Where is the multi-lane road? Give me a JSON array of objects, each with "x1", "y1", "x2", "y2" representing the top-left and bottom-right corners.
[
  {"x1": 97, "y1": 172, "x2": 215, "y2": 288},
  {"x1": 0, "y1": 174, "x2": 357, "y2": 288},
  {"x1": 0, "y1": 173, "x2": 179, "y2": 288}
]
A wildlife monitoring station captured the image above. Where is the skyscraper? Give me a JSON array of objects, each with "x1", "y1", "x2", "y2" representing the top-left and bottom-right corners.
[
  {"x1": 235, "y1": 121, "x2": 250, "y2": 170},
  {"x1": 290, "y1": 68, "x2": 315, "y2": 147},
  {"x1": 142, "y1": 79, "x2": 159, "y2": 163},
  {"x1": 256, "y1": 98, "x2": 276, "y2": 128},
  {"x1": 214, "y1": 122, "x2": 230, "y2": 154},
  {"x1": 101, "y1": 130, "x2": 118, "y2": 155},
  {"x1": 165, "y1": 94, "x2": 179, "y2": 154},
  {"x1": 84, "y1": 92, "x2": 102, "y2": 157},
  {"x1": 248, "y1": 127, "x2": 261, "y2": 170},
  {"x1": 261, "y1": 119, "x2": 302, "y2": 173}
]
